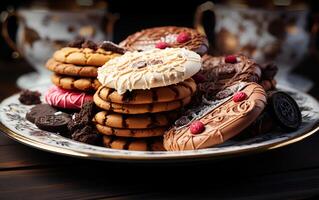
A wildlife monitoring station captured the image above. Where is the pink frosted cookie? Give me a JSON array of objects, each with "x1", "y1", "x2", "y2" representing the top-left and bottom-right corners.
[{"x1": 45, "y1": 86, "x2": 93, "y2": 110}]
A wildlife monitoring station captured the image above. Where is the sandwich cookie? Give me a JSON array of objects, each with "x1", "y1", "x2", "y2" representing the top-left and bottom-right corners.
[{"x1": 98, "y1": 48, "x2": 201, "y2": 95}]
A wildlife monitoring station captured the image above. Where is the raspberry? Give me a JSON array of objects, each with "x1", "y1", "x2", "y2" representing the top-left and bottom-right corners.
[
  {"x1": 155, "y1": 42, "x2": 169, "y2": 49},
  {"x1": 233, "y1": 92, "x2": 247, "y2": 102},
  {"x1": 177, "y1": 32, "x2": 191, "y2": 43},
  {"x1": 189, "y1": 121, "x2": 205, "y2": 134},
  {"x1": 225, "y1": 55, "x2": 237, "y2": 63}
]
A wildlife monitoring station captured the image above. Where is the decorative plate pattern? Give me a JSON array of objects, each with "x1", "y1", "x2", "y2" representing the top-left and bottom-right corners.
[{"x1": 0, "y1": 85, "x2": 318, "y2": 162}]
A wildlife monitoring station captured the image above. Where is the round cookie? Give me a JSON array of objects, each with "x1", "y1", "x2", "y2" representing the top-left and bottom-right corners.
[
  {"x1": 98, "y1": 48, "x2": 201, "y2": 94},
  {"x1": 45, "y1": 86, "x2": 93, "y2": 110},
  {"x1": 119, "y1": 26, "x2": 209, "y2": 55},
  {"x1": 96, "y1": 124, "x2": 166, "y2": 138},
  {"x1": 51, "y1": 74, "x2": 101, "y2": 91},
  {"x1": 26, "y1": 104, "x2": 58, "y2": 123},
  {"x1": 35, "y1": 113, "x2": 71, "y2": 133},
  {"x1": 53, "y1": 47, "x2": 120, "y2": 66},
  {"x1": 46, "y1": 58, "x2": 98, "y2": 78},
  {"x1": 94, "y1": 110, "x2": 178, "y2": 129},
  {"x1": 94, "y1": 92, "x2": 191, "y2": 114},
  {"x1": 164, "y1": 82, "x2": 267, "y2": 151},
  {"x1": 267, "y1": 91, "x2": 301, "y2": 131},
  {"x1": 103, "y1": 136, "x2": 164, "y2": 151},
  {"x1": 97, "y1": 78, "x2": 196, "y2": 104}
]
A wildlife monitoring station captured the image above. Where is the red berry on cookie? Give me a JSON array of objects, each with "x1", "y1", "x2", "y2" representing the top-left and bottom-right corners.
[
  {"x1": 225, "y1": 55, "x2": 237, "y2": 63},
  {"x1": 177, "y1": 32, "x2": 191, "y2": 43},
  {"x1": 190, "y1": 121, "x2": 205, "y2": 134},
  {"x1": 192, "y1": 73, "x2": 206, "y2": 83},
  {"x1": 155, "y1": 42, "x2": 169, "y2": 49},
  {"x1": 233, "y1": 92, "x2": 247, "y2": 102}
]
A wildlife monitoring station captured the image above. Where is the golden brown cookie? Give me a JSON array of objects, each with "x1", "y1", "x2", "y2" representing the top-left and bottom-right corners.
[
  {"x1": 102, "y1": 136, "x2": 165, "y2": 151},
  {"x1": 53, "y1": 47, "x2": 121, "y2": 66},
  {"x1": 96, "y1": 124, "x2": 166, "y2": 138},
  {"x1": 93, "y1": 110, "x2": 178, "y2": 129},
  {"x1": 94, "y1": 92, "x2": 191, "y2": 114},
  {"x1": 51, "y1": 74, "x2": 101, "y2": 91},
  {"x1": 46, "y1": 58, "x2": 98, "y2": 77},
  {"x1": 97, "y1": 78, "x2": 196, "y2": 104},
  {"x1": 164, "y1": 83, "x2": 267, "y2": 151}
]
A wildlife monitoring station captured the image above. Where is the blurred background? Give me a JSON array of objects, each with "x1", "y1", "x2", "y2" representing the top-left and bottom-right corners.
[{"x1": 0, "y1": 0, "x2": 319, "y2": 100}]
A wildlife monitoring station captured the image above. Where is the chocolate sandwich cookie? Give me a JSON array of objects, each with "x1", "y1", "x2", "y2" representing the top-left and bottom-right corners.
[
  {"x1": 51, "y1": 73, "x2": 101, "y2": 91},
  {"x1": 94, "y1": 93, "x2": 191, "y2": 114},
  {"x1": 267, "y1": 91, "x2": 302, "y2": 131},
  {"x1": 97, "y1": 78, "x2": 196, "y2": 104},
  {"x1": 26, "y1": 104, "x2": 58, "y2": 123},
  {"x1": 96, "y1": 124, "x2": 167, "y2": 138},
  {"x1": 35, "y1": 112, "x2": 71, "y2": 133},
  {"x1": 103, "y1": 136, "x2": 165, "y2": 151},
  {"x1": 46, "y1": 58, "x2": 98, "y2": 78},
  {"x1": 94, "y1": 110, "x2": 178, "y2": 129},
  {"x1": 120, "y1": 26, "x2": 209, "y2": 55}
]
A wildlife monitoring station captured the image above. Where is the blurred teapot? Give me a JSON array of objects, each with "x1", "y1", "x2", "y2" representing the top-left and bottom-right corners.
[
  {"x1": 1, "y1": 0, "x2": 118, "y2": 88},
  {"x1": 194, "y1": 1, "x2": 311, "y2": 68}
]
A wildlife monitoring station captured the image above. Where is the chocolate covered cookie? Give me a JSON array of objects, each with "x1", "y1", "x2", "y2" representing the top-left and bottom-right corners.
[{"x1": 120, "y1": 26, "x2": 209, "y2": 55}]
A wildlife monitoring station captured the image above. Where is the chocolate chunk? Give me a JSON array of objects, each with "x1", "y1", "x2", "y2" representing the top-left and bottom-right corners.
[
  {"x1": 26, "y1": 104, "x2": 57, "y2": 123},
  {"x1": 19, "y1": 89, "x2": 41, "y2": 105},
  {"x1": 81, "y1": 40, "x2": 98, "y2": 50},
  {"x1": 68, "y1": 101, "x2": 96, "y2": 132},
  {"x1": 260, "y1": 63, "x2": 278, "y2": 80},
  {"x1": 71, "y1": 125, "x2": 101, "y2": 145},
  {"x1": 131, "y1": 61, "x2": 147, "y2": 68},
  {"x1": 67, "y1": 37, "x2": 85, "y2": 48},
  {"x1": 267, "y1": 91, "x2": 302, "y2": 131},
  {"x1": 35, "y1": 112, "x2": 71, "y2": 133},
  {"x1": 99, "y1": 41, "x2": 126, "y2": 54}
]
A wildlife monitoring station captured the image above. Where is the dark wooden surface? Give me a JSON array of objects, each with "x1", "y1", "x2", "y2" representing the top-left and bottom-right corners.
[{"x1": 1, "y1": 60, "x2": 319, "y2": 200}]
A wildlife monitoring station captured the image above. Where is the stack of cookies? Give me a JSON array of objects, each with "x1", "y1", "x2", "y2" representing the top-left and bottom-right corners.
[
  {"x1": 45, "y1": 39, "x2": 123, "y2": 110},
  {"x1": 93, "y1": 48, "x2": 201, "y2": 151}
]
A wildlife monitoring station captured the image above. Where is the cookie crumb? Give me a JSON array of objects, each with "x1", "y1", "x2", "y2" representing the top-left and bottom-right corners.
[{"x1": 19, "y1": 89, "x2": 41, "y2": 105}]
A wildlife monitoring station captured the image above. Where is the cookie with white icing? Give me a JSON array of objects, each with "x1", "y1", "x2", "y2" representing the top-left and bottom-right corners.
[{"x1": 97, "y1": 48, "x2": 201, "y2": 95}]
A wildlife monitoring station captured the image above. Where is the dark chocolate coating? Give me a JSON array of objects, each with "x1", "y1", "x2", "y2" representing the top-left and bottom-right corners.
[
  {"x1": 26, "y1": 104, "x2": 58, "y2": 123},
  {"x1": 35, "y1": 113, "x2": 71, "y2": 133}
]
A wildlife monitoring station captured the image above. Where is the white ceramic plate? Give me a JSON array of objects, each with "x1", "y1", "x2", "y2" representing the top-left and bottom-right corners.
[{"x1": 0, "y1": 85, "x2": 318, "y2": 162}]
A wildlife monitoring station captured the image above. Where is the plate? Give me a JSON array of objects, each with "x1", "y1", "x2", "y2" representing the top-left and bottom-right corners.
[{"x1": 0, "y1": 85, "x2": 318, "y2": 162}]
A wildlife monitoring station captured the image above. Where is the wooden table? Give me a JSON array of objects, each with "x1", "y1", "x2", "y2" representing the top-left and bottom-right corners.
[{"x1": 1, "y1": 60, "x2": 319, "y2": 200}]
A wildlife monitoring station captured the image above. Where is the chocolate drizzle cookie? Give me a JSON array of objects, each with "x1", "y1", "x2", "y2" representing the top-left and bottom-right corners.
[
  {"x1": 97, "y1": 78, "x2": 196, "y2": 104},
  {"x1": 120, "y1": 26, "x2": 209, "y2": 55},
  {"x1": 102, "y1": 136, "x2": 164, "y2": 151},
  {"x1": 51, "y1": 73, "x2": 101, "y2": 91}
]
